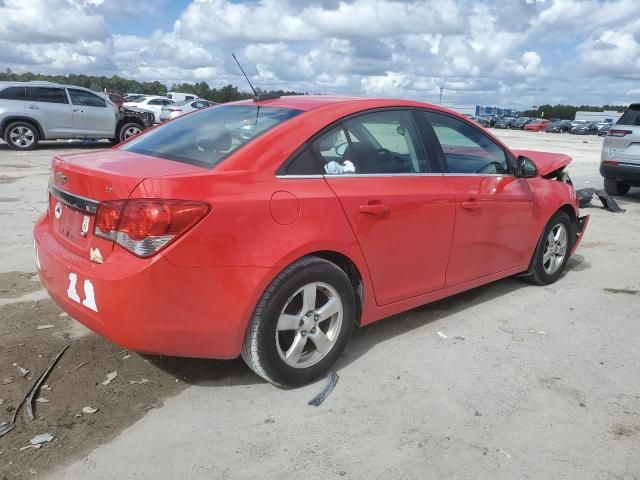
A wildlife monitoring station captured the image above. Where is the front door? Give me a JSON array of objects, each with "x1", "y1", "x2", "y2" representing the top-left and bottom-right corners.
[
  {"x1": 422, "y1": 111, "x2": 536, "y2": 287},
  {"x1": 68, "y1": 88, "x2": 116, "y2": 138},
  {"x1": 315, "y1": 109, "x2": 456, "y2": 306}
]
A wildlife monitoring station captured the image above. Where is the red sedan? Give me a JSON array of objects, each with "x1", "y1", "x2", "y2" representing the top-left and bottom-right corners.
[
  {"x1": 34, "y1": 96, "x2": 588, "y2": 387},
  {"x1": 524, "y1": 119, "x2": 551, "y2": 132}
]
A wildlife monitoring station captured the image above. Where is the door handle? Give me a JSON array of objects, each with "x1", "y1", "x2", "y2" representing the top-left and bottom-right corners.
[
  {"x1": 72, "y1": 109, "x2": 84, "y2": 113},
  {"x1": 461, "y1": 199, "x2": 482, "y2": 210},
  {"x1": 359, "y1": 203, "x2": 390, "y2": 216},
  {"x1": 27, "y1": 105, "x2": 39, "y2": 110}
]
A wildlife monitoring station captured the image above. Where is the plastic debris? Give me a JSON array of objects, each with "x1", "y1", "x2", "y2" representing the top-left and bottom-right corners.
[
  {"x1": 308, "y1": 371, "x2": 339, "y2": 407},
  {"x1": 25, "y1": 345, "x2": 70, "y2": 421},
  {"x1": 0, "y1": 399, "x2": 4, "y2": 406},
  {"x1": 498, "y1": 449, "x2": 512, "y2": 459},
  {"x1": 122, "y1": 354, "x2": 132, "y2": 360},
  {"x1": 102, "y1": 371, "x2": 118, "y2": 386},
  {"x1": 59, "y1": 312, "x2": 69, "y2": 317},
  {"x1": 1, "y1": 377, "x2": 14, "y2": 385},
  {"x1": 576, "y1": 188, "x2": 625, "y2": 213},
  {"x1": 437, "y1": 331, "x2": 448, "y2": 339},
  {"x1": 529, "y1": 330, "x2": 547, "y2": 336},
  {"x1": 82, "y1": 406, "x2": 99, "y2": 414},
  {"x1": 0, "y1": 423, "x2": 15, "y2": 438},
  {"x1": 16, "y1": 366, "x2": 30, "y2": 377},
  {"x1": 36, "y1": 325, "x2": 54, "y2": 330},
  {"x1": 30, "y1": 433, "x2": 54, "y2": 445},
  {"x1": 35, "y1": 397, "x2": 49, "y2": 403},
  {"x1": 128, "y1": 378, "x2": 150, "y2": 385},
  {"x1": 20, "y1": 444, "x2": 41, "y2": 451}
]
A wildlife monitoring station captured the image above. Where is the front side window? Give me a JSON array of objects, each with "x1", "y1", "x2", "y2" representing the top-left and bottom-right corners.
[
  {"x1": 0, "y1": 86, "x2": 27, "y2": 100},
  {"x1": 425, "y1": 111, "x2": 509, "y2": 174},
  {"x1": 122, "y1": 105, "x2": 302, "y2": 169},
  {"x1": 313, "y1": 110, "x2": 428, "y2": 175},
  {"x1": 27, "y1": 87, "x2": 68, "y2": 104},
  {"x1": 148, "y1": 99, "x2": 164, "y2": 106},
  {"x1": 68, "y1": 89, "x2": 107, "y2": 107}
]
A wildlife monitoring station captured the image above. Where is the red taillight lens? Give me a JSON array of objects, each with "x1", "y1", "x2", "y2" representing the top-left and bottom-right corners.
[
  {"x1": 93, "y1": 199, "x2": 210, "y2": 257},
  {"x1": 608, "y1": 129, "x2": 632, "y2": 137}
]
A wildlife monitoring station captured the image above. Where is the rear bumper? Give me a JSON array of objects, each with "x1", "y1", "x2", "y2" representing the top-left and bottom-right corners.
[
  {"x1": 600, "y1": 162, "x2": 640, "y2": 184},
  {"x1": 34, "y1": 214, "x2": 270, "y2": 359}
]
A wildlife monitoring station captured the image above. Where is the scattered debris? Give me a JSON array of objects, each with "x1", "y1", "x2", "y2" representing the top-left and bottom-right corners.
[
  {"x1": 82, "y1": 406, "x2": 99, "y2": 414},
  {"x1": 16, "y1": 366, "x2": 30, "y2": 377},
  {"x1": 498, "y1": 327, "x2": 514, "y2": 335},
  {"x1": 35, "y1": 398, "x2": 49, "y2": 403},
  {"x1": 474, "y1": 411, "x2": 482, "y2": 417},
  {"x1": 122, "y1": 354, "x2": 132, "y2": 360},
  {"x1": 74, "y1": 361, "x2": 89, "y2": 371},
  {"x1": 498, "y1": 449, "x2": 512, "y2": 459},
  {"x1": 603, "y1": 288, "x2": 639, "y2": 296},
  {"x1": 0, "y1": 399, "x2": 4, "y2": 406},
  {"x1": 576, "y1": 188, "x2": 625, "y2": 213},
  {"x1": 59, "y1": 312, "x2": 69, "y2": 317},
  {"x1": 25, "y1": 345, "x2": 70, "y2": 421},
  {"x1": 0, "y1": 423, "x2": 15, "y2": 438},
  {"x1": 454, "y1": 336, "x2": 466, "y2": 341},
  {"x1": 101, "y1": 371, "x2": 118, "y2": 386},
  {"x1": 308, "y1": 371, "x2": 339, "y2": 407},
  {"x1": 19, "y1": 444, "x2": 41, "y2": 452},
  {"x1": 41, "y1": 384, "x2": 50, "y2": 391},
  {"x1": 579, "y1": 402, "x2": 586, "y2": 408},
  {"x1": 128, "y1": 378, "x2": 151, "y2": 385},
  {"x1": 30, "y1": 433, "x2": 54, "y2": 445},
  {"x1": 436, "y1": 331, "x2": 448, "y2": 339},
  {"x1": 36, "y1": 324, "x2": 54, "y2": 330},
  {"x1": 264, "y1": 417, "x2": 275, "y2": 424},
  {"x1": 529, "y1": 330, "x2": 547, "y2": 336}
]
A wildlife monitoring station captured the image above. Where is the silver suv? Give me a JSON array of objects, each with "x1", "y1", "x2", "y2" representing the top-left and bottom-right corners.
[
  {"x1": 600, "y1": 103, "x2": 640, "y2": 195},
  {"x1": 0, "y1": 81, "x2": 151, "y2": 150}
]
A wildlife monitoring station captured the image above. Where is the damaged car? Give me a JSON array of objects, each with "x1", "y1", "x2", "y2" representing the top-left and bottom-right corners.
[{"x1": 34, "y1": 96, "x2": 589, "y2": 387}]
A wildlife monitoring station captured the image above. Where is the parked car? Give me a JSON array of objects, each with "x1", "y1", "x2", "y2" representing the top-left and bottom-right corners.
[
  {"x1": 124, "y1": 93, "x2": 146, "y2": 102},
  {"x1": 167, "y1": 92, "x2": 200, "y2": 102},
  {"x1": 493, "y1": 117, "x2": 515, "y2": 129},
  {"x1": 523, "y1": 119, "x2": 550, "y2": 132},
  {"x1": 122, "y1": 96, "x2": 174, "y2": 123},
  {"x1": 598, "y1": 123, "x2": 612, "y2": 136},
  {"x1": 546, "y1": 120, "x2": 573, "y2": 133},
  {"x1": 159, "y1": 99, "x2": 217, "y2": 122},
  {"x1": 600, "y1": 103, "x2": 640, "y2": 195},
  {"x1": 571, "y1": 122, "x2": 599, "y2": 135},
  {"x1": 102, "y1": 92, "x2": 125, "y2": 107},
  {"x1": 470, "y1": 115, "x2": 490, "y2": 127},
  {"x1": 0, "y1": 81, "x2": 152, "y2": 150},
  {"x1": 34, "y1": 96, "x2": 588, "y2": 387},
  {"x1": 510, "y1": 117, "x2": 532, "y2": 129}
]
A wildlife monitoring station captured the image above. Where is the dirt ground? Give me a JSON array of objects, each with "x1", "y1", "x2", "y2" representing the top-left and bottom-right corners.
[{"x1": 0, "y1": 134, "x2": 639, "y2": 480}]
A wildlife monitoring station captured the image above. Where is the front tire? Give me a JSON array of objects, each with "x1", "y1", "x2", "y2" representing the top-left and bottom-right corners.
[
  {"x1": 241, "y1": 256, "x2": 356, "y2": 387},
  {"x1": 603, "y1": 178, "x2": 630, "y2": 196},
  {"x1": 529, "y1": 211, "x2": 574, "y2": 285},
  {"x1": 4, "y1": 122, "x2": 39, "y2": 150},
  {"x1": 117, "y1": 122, "x2": 143, "y2": 143}
]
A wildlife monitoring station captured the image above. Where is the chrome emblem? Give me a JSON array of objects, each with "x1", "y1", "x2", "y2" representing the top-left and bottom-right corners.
[
  {"x1": 55, "y1": 171, "x2": 67, "y2": 185},
  {"x1": 81, "y1": 215, "x2": 90, "y2": 236},
  {"x1": 54, "y1": 202, "x2": 62, "y2": 220}
]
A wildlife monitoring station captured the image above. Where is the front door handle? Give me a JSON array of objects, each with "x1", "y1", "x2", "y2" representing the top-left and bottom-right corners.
[
  {"x1": 72, "y1": 109, "x2": 84, "y2": 113},
  {"x1": 27, "y1": 105, "x2": 39, "y2": 110},
  {"x1": 359, "y1": 203, "x2": 390, "y2": 216},
  {"x1": 461, "y1": 199, "x2": 482, "y2": 210}
]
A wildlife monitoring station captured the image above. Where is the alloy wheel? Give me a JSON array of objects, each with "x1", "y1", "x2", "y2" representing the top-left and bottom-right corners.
[
  {"x1": 542, "y1": 223, "x2": 568, "y2": 275},
  {"x1": 9, "y1": 126, "x2": 35, "y2": 148}
]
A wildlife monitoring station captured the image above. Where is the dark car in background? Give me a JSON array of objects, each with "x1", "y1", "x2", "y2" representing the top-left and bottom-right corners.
[
  {"x1": 494, "y1": 117, "x2": 515, "y2": 129},
  {"x1": 598, "y1": 124, "x2": 612, "y2": 136},
  {"x1": 510, "y1": 117, "x2": 532, "y2": 129},
  {"x1": 546, "y1": 120, "x2": 573, "y2": 133},
  {"x1": 571, "y1": 123, "x2": 599, "y2": 135}
]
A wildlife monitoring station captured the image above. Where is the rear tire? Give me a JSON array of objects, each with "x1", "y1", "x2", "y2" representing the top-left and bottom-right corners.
[
  {"x1": 241, "y1": 256, "x2": 355, "y2": 387},
  {"x1": 528, "y1": 211, "x2": 574, "y2": 286},
  {"x1": 3, "y1": 121, "x2": 39, "y2": 150},
  {"x1": 603, "y1": 178, "x2": 630, "y2": 196}
]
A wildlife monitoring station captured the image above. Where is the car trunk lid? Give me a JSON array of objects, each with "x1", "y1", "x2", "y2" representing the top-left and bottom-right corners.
[{"x1": 49, "y1": 149, "x2": 205, "y2": 259}]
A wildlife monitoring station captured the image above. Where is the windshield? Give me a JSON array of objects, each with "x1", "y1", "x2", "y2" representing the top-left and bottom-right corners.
[{"x1": 121, "y1": 105, "x2": 302, "y2": 169}]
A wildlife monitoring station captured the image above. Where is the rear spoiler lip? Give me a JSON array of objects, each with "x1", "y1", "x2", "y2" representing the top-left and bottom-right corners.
[{"x1": 49, "y1": 183, "x2": 99, "y2": 214}]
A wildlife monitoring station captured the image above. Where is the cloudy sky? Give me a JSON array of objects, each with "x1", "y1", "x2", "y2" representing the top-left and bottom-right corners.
[{"x1": 0, "y1": 0, "x2": 638, "y2": 108}]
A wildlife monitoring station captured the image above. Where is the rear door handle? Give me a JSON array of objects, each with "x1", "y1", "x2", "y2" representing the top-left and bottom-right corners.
[
  {"x1": 461, "y1": 199, "x2": 482, "y2": 210},
  {"x1": 27, "y1": 105, "x2": 39, "y2": 110},
  {"x1": 359, "y1": 203, "x2": 390, "y2": 216},
  {"x1": 72, "y1": 109, "x2": 83, "y2": 113}
]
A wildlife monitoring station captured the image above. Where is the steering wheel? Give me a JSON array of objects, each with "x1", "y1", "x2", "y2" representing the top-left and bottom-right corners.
[{"x1": 476, "y1": 161, "x2": 504, "y2": 174}]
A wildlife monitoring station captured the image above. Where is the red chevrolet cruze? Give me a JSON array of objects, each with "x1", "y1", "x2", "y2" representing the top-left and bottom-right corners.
[{"x1": 34, "y1": 96, "x2": 588, "y2": 386}]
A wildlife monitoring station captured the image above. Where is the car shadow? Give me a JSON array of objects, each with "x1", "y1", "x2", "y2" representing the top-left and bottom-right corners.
[
  {"x1": 617, "y1": 189, "x2": 640, "y2": 205},
  {"x1": 0, "y1": 141, "x2": 111, "y2": 151}
]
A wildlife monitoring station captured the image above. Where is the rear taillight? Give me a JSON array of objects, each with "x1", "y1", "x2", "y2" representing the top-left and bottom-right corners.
[
  {"x1": 608, "y1": 129, "x2": 632, "y2": 137},
  {"x1": 94, "y1": 199, "x2": 210, "y2": 257}
]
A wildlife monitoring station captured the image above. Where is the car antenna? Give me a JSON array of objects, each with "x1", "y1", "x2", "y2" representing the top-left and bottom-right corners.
[{"x1": 231, "y1": 53, "x2": 280, "y2": 102}]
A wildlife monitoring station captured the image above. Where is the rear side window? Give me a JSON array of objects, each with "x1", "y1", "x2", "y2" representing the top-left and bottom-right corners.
[
  {"x1": 27, "y1": 87, "x2": 68, "y2": 104},
  {"x1": 278, "y1": 146, "x2": 320, "y2": 176},
  {"x1": 68, "y1": 89, "x2": 107, "y2": 107},
  {"x1": 424, "y1": 111, "x2": 509, "y2": 175},
  {"x1": 122, "y1": 105, "x2": 302, "y2": 169},
  {"x1": 0, "y1": 86, "x2": 27, "y2": 100},
  {"x1": 617, "y1": 105, "x2": 640, "y2": 126}
]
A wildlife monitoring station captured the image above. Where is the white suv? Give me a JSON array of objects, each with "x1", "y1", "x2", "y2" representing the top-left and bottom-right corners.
[{"x1": 0, "y1": 81, "x2": 152, "y2": 150}]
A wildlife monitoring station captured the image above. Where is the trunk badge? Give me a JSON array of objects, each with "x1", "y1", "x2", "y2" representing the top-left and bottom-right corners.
[
  {"x1": 105, "y1": 186, "x2": 114, "y2": 193},
  {"x1": 55, "y1": 172, "x2": 67, "y2": 185},
  {"x1": 54, "y1": 202, "x2": 62, "y2": 219},
  {"x1": 81, "y1": 215, "x2": 90, "y2": 236}
]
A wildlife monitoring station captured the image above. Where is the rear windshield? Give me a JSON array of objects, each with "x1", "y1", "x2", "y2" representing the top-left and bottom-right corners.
[
  {"x1": 121, "y1": 105, "x2": 302, "y2": 168},
  {"x1": 617, "y1": 105, "x2": 640, "y2": 126}
]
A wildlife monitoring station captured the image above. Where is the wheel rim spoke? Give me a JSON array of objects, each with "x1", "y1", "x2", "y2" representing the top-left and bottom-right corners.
[
  {"x1": 315, "y1": 297, "x2": 339, "y2": 322},
  {"x1": 302, "y1": 283, "x2": 317, "y2": 312},
  {"x1": 277, "y1": 314, "x2": 300, "y2": 331},
  {"x1": 285, "y1": 333, "x2": 307, "y2": 364},
  {"x1": 309, "y1": 330, "x2": 332, "y2": 355}
]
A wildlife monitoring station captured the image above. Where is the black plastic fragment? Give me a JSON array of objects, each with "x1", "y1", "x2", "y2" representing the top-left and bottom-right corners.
[
  {"x1": 576, "y1": 188, "x2": 625, "y2": 213},
  {"x1": 308, "y1": 371, "x2": 339, "y2": 407}
]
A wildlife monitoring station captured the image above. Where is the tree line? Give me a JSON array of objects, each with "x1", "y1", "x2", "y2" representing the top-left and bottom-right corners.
[
  {"x1": 0, "y1": 69, "x2": 303, "y2": 103},
  {"x1": 520, "y1": 103, "x2": 627, "y2": 120}
]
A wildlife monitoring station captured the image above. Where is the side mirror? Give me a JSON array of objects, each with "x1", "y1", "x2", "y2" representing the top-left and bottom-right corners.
[{"x1": 516, "y1": 156, "x2": 538, "y2": 178}]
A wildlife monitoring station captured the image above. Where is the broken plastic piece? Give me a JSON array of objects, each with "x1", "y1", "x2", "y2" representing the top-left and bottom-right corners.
[
  {"x1": 17, "y1": 366, "x2": 30, "y2": 377},
  {"x1": 102, "y1": 371, "x2": 118, "y2": 386},
  {"x1": 437, "y1": 331, "x2": 448, "y2": 339},
  {"x1": 25, "y1": 345, "x2": 70, "y2": 421},
  {"x1": 30, "y1": 433, "x2": 53, "y2": 445},
  {"x1": 128, "y1": 378, "x2": 150, "y2": 385},
  {"x1": 82, "y1": 406, "x2": 99, "y2": 414},
  {"x1": 308, "y1": 371, "x2": 339, "y2": 407},
  {"x1": 576, "y1": 188, "x2": 625, "y2": 213},
  {"x1": 36, "y1": 325, "x2": 54, "y2": 330},
  {"x1": 35, "y1": 397, "x2": 49, "y2": 403}
]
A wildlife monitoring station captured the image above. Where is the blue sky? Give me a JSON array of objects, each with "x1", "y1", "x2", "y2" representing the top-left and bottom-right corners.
[{"x1": 1, "y1": 0, "x2": 639, "y2": 108}]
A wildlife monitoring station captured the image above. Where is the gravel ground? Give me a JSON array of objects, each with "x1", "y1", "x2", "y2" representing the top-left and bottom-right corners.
[{"x1": 0, "y1": 132, "x2": 638, "y2": 480}]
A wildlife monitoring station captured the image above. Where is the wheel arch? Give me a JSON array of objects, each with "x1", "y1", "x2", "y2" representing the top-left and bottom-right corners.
[{"x1": 1, "y1": 117, "x2": 45, "y2": 139}]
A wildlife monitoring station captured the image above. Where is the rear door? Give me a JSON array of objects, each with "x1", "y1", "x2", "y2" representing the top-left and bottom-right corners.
[
  {"x1": 608, "y1": 105, "x2": 640, "y2": 163},
  {"x1": 25, "y1": 86, "x2": 73, "y2": 138},
  {"x1": 318, "y1": 109, "x2": 456, "y2": 306},
  {"x1": 67, "y1": 88, "x2": 117, "y2": 138},
  {"x1": 421, "y1": 110, "x2": 535, "y2": 287}
]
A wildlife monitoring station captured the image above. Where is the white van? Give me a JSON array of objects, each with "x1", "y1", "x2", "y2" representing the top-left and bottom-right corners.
[{"x1": 167, "y1": 92, "x2": 199, "y2": 102}]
